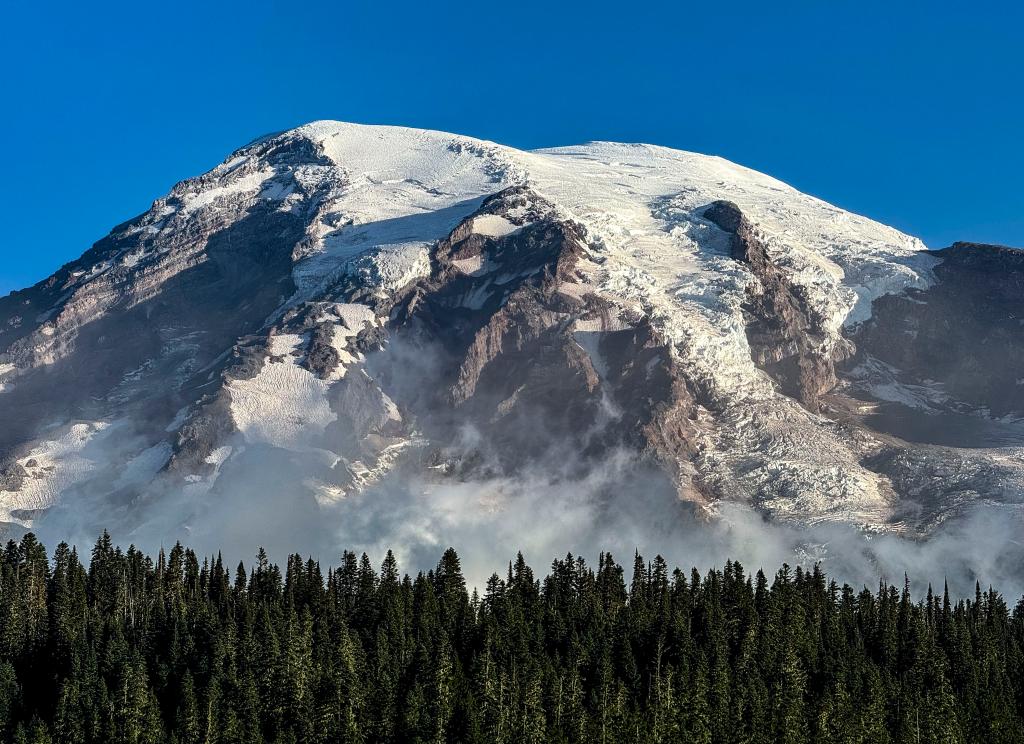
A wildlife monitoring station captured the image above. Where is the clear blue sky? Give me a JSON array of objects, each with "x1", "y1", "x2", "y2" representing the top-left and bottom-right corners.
[{"x1": 2, "y1": 0, "x2": 1022, "y2": 295}]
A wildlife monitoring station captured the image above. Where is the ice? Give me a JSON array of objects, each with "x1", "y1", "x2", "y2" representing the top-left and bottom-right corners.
[
  {"x1": 228, "y1": 334, "x2": 335, "y2": 450},
  {"x1": 180, "y1": 167, "x2": 276, "y2": 214},
  {"x1": 284, "y1": 122, "x2": 529, "y2": 301},
  {"x1": 458, "y1": 282, "x2": 496, "y2": 310},
  {"x1": 0, "y1": 421, "x2": 114, "y2": 524},
  {"x1": 452, "y1": 255, "x2": 495, "y2": 276},
  {"x1": 846, "y1": 356, "x2": 950, "y2": 411}
]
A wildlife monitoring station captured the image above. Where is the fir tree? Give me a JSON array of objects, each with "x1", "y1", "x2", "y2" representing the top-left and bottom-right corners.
[{"x1": 0, "y1": 531, "x2": 1021, "y2": 743}]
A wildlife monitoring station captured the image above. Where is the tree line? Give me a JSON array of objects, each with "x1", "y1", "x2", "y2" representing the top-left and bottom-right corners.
[{"x1": 0, "y1": 531, "x2": 1022, "y2": 743}]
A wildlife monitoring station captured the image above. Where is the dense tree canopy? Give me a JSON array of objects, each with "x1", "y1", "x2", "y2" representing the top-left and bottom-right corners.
[{"x1": 0, "y1": 532, "x2": 1022, "y2": 743}]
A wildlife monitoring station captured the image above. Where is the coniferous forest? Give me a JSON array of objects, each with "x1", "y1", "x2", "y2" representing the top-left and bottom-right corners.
[{"x1": 0, "y1": 533, "x2": 1022, "y2": 743}]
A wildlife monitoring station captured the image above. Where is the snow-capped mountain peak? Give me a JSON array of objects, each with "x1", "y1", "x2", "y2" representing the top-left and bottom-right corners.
[{"x1": 1, "y1": 121, "x2": 1020, "y2": 552}]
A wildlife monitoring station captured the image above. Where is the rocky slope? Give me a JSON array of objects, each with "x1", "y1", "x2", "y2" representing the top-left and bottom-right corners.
[{"x1": 1, "y1": 121, "x2": 1021, "y2": 544}]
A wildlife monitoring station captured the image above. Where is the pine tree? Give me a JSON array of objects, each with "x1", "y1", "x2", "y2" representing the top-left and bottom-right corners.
[
  {"x1": 175, "y1": 671, "x2": 200, "y2": 744},
  {"x1": 0, "y1": 661, "x2": 19, "y2": 740},
  {"x1": 0, "y1": 531, "x2": 1021, "y2": 741}
]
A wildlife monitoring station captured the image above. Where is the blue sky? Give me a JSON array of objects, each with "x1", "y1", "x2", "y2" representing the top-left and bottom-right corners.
[{"x1": 2, "y1": 0, "x2": 1021, "y2": 294}]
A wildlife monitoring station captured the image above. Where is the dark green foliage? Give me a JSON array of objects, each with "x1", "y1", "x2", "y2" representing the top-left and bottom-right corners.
[{"x1": 0, "y1": 533, "x2": 1022, "y2": 743}]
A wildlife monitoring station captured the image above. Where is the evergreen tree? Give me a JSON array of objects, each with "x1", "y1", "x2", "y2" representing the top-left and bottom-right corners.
[{"x1": 0, "y1": 531, "x2": 1021, "y2": 742}]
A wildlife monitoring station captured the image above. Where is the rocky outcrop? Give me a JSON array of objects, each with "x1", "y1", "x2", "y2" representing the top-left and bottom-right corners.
[
  {"x1": 706, "y1": 200, "x2": 848, "y2": 412},
  {"x1": 599, "y1": 320, "x2": 704, "y2": 501},
  {"x1": 330, "y1": 370, "x2": 404, "y2": 442},
  {"x1": 167, "y1": 393, "x2": 236, "y2": 474},
  {"x1": 304, "y1": 323, "x2": 342, "y2": 379},
  {"x1": 382, "y1": 190, "x2": 612, "y2": 469},
  {"x1": 0, "y1": 462, "x2": 27, "y2": 493},
  {"x1": 849, "y1": 242, "x2": 1024, "y2": 421},
  {"x1": 362, "y1": 189, "x2": 706, "y2": 493},
  {"x1": 0, "y1": 186, "x2": 306, "y2": 463},
  {"x1": 707, "y1": 203, "x2": 1024, "y2": 514}
]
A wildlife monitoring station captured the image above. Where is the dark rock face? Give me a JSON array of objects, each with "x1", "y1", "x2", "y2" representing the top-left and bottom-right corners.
[
  {"x1": 168, "y1": 393, "x2": 236, "y2": 474},
  {"x1": 222, "y1": 338, "x2": 272, "y2": 382},
  {"x1": 385, "y1": 192, "x2": 611, "y2": 465},
  {"x1": 0, "y1": 463, "x2": 27, "y2": 493},
  {"x1": 0, "y1": 197, "x2": 304, "y2": 460},
  {"x1": 348, "y1": 188, "x2": 704, "y2": 494},
  {"x1": 847, "y1": 242, "x2": 1024, "y2": 427},
  {"x1": 702, "y1": 204, "x2": 1024, "y2": 523},
  {"x1": 305, "y1": 323, "x2": 342, "y2": 379},
  {"x1": 1, "y1": 210, "x2": 302, "y2": 491},
  {"x1": 599, "y1": 320, "x2": 703, "y2": 501},
  {"x1": 703, "y1": 216, "x2": 1024, "y2": 449},
  {"x1": 702, "y1": 200, "x2": 744, "y2": 234},
  {"x1": 707, "y1": 200, "x2": 847, "y2": 412}
]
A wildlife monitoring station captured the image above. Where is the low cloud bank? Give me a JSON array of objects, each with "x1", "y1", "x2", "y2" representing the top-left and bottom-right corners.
[
  {"x1": 27, "y1": 332, "x2": 1024, "y2": 600},
  {"x1": 32, "y1": 437, "x2": 1024, "y2": 601}
]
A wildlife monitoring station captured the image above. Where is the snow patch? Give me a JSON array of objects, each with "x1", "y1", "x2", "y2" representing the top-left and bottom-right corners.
[
  {"x1": 471, "y1": 214, "x2": 519, "y2": 237},
  {"x1": 0, "y1": 421, "x2": 115, "y2": 523},
  {"x1": 181, "y1": 167, "x2": 275, "y2": 214},
  {"x1": 229, "y1": 334, "x2": 336, "y2": 450},
  {"x1": 452, "y1": 254, "x2": 496, "y2": 276},
  {"x1": 285, "y1": 122, "x2": 527, "y2": 301},
  {"x1": 332, "y1": 302, "x2": 378, "y2": 333}
]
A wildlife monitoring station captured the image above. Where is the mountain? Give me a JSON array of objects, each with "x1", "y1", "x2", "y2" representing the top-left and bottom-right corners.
[{"x1": 1, "y1": 121, "x2": 1022, "y2": 552}]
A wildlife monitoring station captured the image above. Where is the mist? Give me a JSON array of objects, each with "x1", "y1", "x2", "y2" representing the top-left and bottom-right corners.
[
  {"x1": 23, "y1": 328, "x2": 1024, "y2": 603},
  {"x1": 28, "y1": 426, "x2": 1024, "y2": 602}
]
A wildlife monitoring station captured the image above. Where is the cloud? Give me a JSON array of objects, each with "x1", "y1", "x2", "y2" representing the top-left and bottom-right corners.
[{"x1": 27, "y1": 333, "x2": 1024, "y2": 602}]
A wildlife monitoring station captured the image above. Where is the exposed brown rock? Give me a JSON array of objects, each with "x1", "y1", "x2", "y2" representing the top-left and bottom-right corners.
[{"x1": 706, "y1": 200, "x2": 846, "y2": 412}]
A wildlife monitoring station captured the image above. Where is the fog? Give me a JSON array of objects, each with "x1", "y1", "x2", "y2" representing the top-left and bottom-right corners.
[
  {"x1": 31, "y1": 429, "x2": 1024, "y2": 602},
  {"x1": 25, "y1": 330, "x2": 1024, "y2": 602}
]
